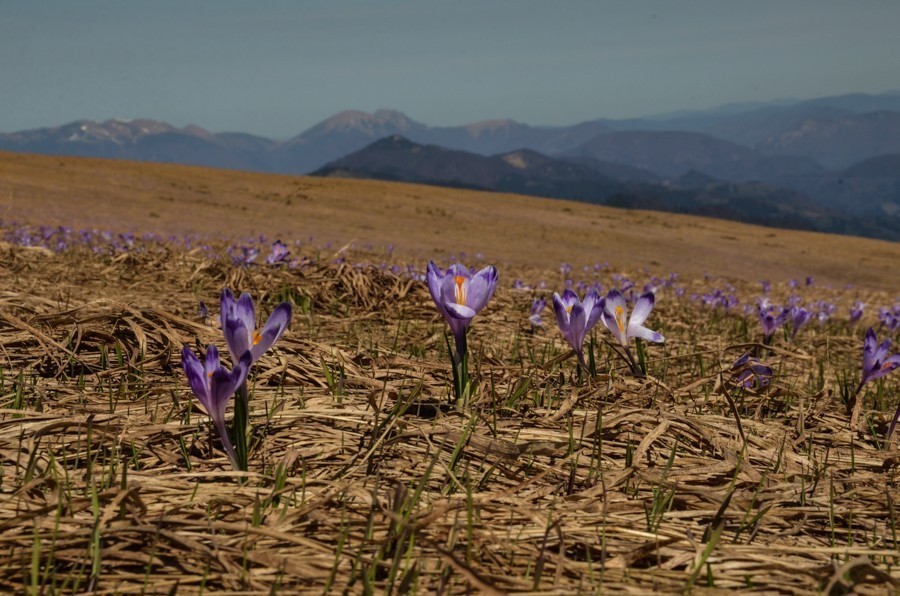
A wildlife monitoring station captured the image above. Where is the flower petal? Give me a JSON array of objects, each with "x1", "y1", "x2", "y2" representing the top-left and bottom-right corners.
[
  {"x1": 629, "y1": 292, "x2": 655, "y2": 327},
  {"x1": 628, "y1": 323, "x2": 665, "y2": 343},
  {"x1": 446, "y1": 263, "x2": 470, "y2": 279},
  {"x1": 203, "y1": 344, "x2": 220, "y2": 376},
  {"x1": 559, "y1": 288, "x2": 579, "y2": 309},
  {"x1": 209, "y1": 367, "x2": 236, "y2": 423},
  {"x1": 732, "y1": 352, "x2": 751, "y2": 369},
  {"x1": 552, "y1": 292, "x2": 571, "y2": 333},
  {"x1": 863, "y1": 327, "x2": 878, "y2": 374},
  {"x1": 223, "y1": 317, "x2": 251, "y2": 362},
  {"x1": 220, "y1": 288, "x2": 237, "y2": 329},
  {"x1": 426, "y1": 262, "x2": 445, "y2": 311},
  {"x1": 583, "y1": 291, "x2": 605, "y2": 333},
  {"x1": 231, "y1": 352, "x2": 252, "y2": 389},
  {"x1": 603, "y1": 289, "x2": 628, "y2": 346},
  {"x1": 567, "y1": 301, "x2": 588, "y2": 352},
  {"x1": 465, "y1": 266, "x2": 498, "y2": 313},
  {"x1": 249, "y1": 302, "x2": 292, "y2": 361},
  {"x1": 236, "y1": 292, "x2": 256, "y2": 331},
  {"x1": 445, "y1": 301, "x2": 477, "y2": 320},
  {"x1": 182, "y1": 345, "x2": 212, "y2": 410}
]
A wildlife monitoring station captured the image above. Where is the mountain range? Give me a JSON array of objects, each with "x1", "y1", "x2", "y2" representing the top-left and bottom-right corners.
[
  {"x1": 314, "y1": 135, "x2": 894, "y2": 240},
  {"x1": 1, "y1": 91, "x2": 899, "y2": 240}
]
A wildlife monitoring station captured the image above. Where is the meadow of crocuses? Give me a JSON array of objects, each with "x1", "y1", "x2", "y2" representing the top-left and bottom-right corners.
[{"x1": 0, "y1": 219, "x2": 898, "y2": 593}]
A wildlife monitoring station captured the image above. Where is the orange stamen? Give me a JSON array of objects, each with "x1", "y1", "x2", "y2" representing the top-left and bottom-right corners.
[
  {"x1": 615, "y1": 305, "x2": 625, "y2": 333},
  {"x1": 252, "y1": 330, "x2": 263, "y2": 346},
  {"x1": 454, "y1": 276, "x2": 467, "y2": 305}
]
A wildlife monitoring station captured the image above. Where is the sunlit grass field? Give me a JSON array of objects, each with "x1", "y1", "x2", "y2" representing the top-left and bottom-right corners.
[{"x1": 1, "y1": 223, "x2": 898, "y2": 593}]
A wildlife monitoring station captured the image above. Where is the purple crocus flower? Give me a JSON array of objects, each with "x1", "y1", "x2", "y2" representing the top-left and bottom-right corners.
[
  {"x1": 849, "y1": 301, "x2": 865, "y2": 324},
  {"x1": 220, "y1": 289, "x2": 293, "y2": 365},
  {"x1": 529, "y1": 297, "x2": 546, "y2": 329},
  {"x1": 552, "y1": 289, "x2": 605, "y2": 368},
  {"x1": 231, "y1": 245, "x2": 259, "y2": 266},
  {"x1": 813, "y1": 300, "x2": 837, "y2": 324},
  {"x1": 731, "y1": 352, "x2": 773, "y2": 389},
  {"x1": 602, "y1": 289, "x2": 665, "y2": 347},
  {"x1": 880, "y1": 306, "x2": 900, "y2": 332},
  {"x1": 757, "y1": 304, "x2": 789, "y2": 340},
  {"x1": 181, "y1": 345, "x2": 252, "y2": 469},
  {"x1": 266, "y1": 240, "x2": 290, "y2": 265},
  {"x1": 851, "y1": 328, "x2": 900, "y2": 441},
  {"x1": 861, "y1": 328, "x2": 900, "y2": 387},
  {"x1": 789, "y1": 306, "x2": 810, "y2": 339},
  {"x1": 426, "y1": 262, "x2": 498, "y2": 357}
]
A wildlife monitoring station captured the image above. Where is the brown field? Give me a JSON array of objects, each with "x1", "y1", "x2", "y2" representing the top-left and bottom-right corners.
[
  {"x1": 0, "y1": 152, "x2": 899, "y2": 593},
  {"x1": 1, "y1": 150, "x2": 898, "y2": 291}
]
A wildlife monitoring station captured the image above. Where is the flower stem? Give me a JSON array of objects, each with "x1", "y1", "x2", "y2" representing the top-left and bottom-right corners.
[
  {"x1": 232, "y1": 381, "x2": 250, "y2": 472},
  {"x1": 886, "y1": 405, "x2": 900, "y2": 446},
  {"x1": 623, "y1": 346, "x2": 644, "y2": 378},
  {"x1": 448, "y1": 332, "x2": 470, "y2": 406}
]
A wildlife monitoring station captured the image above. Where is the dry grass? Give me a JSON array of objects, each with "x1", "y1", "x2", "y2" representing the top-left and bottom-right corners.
[
  {"x1": 0, "y1": 235, "x2": 898, "y2": 594},
  {"x1": 2, "y1": 150, "x2": 899, "y2": 291}
]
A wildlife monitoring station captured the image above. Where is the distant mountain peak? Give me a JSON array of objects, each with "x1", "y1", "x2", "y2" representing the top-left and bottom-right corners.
[
  {"x1": 58, "y1": 118, "x2": 177, "y2": 144},
  {"x1": 464, "y1": 118, "x2": 519, "y2": 137},
  {"x1": 317, "y1": 109, "x2": 418, "y2": 134}
]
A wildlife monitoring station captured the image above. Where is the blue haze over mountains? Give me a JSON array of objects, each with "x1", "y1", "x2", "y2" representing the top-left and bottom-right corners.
[{"x1": 2, "y1": 92, "x2": 900, "y2": 240}]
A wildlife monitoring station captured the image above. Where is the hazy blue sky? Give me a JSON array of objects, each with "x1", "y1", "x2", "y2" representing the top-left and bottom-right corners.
[{"x1": 3, "y1": 1, "x2": 899, "y2": 138}]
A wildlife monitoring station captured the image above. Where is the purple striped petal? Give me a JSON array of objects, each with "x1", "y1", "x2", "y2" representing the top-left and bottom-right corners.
[
  {"x1": 583, "y1": 291, "x2": 605, "y2": 333},
  {"x1": 426, "y1": 262, "x2": 446, "y2": 315},
  {"x1": 182, "y1": 345, "x2": 211, "y2": 409},
  {"x1": 465, "y1": 266, "x2": 498, "y2": 313},
  {"x1": 552, "y1": 292, "x2": 571, "y2": 334},
  {"x1": 249, "y1": 302, "x2": 292, "y2": 361},
  {"x1": 559, "y1": 288, "x2": 579, "y2": 309},
  {"x1": 236, "y1": 292, "x2": 256, "y2": 331},
  {"x1": 204, "y1": 344, "x2": 220, "y2": 376},
  {"x1": 445, "y1": 302, "x2": 477, "y2": 320},
  {"x1": 628, "y1": 323, "x2": 665, "y2": 343},
  {"x1": 630, "y1": 292, "x2": 655, "y2": 327},
  {"x1": 220, "y1": 288, "x2": 237, "y2": 330},
  {"x1": 603, "y1": 289, "x2": 628, "y2": 346},
  {"x1": 223, "y1": 316, "x2": 251, "y2": 362},
  {"x1": 567, "y1": 301, "x2": 588, "y2": 352}
]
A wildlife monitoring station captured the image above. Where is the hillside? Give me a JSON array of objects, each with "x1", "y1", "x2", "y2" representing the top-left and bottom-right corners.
[
  {"x1": 0, "y1": 150, "x2": 897, "y2": 290},
  {"x1": 757, "y1": 111, "x2": 900, "y2": 168},
  {"x1": 313, "y1": 135, "x2": 634, "y2": 199}
]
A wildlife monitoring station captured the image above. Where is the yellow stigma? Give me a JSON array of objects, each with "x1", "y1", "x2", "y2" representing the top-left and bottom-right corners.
[
  {"x1": 454, "y1": 275, "x2": 467, "y2": 305},
  {"x1": 565, "y1": 305, "x2": 572, "y2": 314},
  {"x1": 615, "y1": 305, "x2": 625, "y2": 333},
  {"x1": 252, "y1": 330, "x2": 263, "y2": 346}
]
